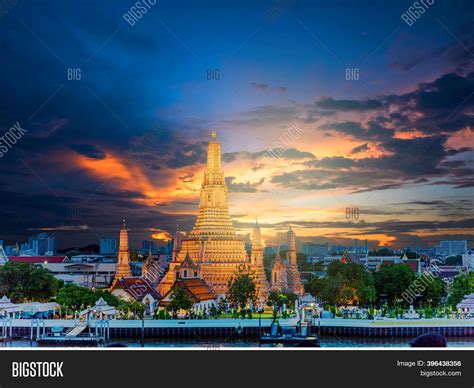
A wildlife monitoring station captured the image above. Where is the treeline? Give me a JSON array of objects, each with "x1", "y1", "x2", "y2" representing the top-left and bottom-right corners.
[{"x1": 305, "y1": 261, "x2": 473, "y2": 308}]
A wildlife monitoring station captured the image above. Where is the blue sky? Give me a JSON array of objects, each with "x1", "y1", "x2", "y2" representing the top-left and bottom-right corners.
[{"x1": 0, "y1": 0, "x2": 473, "y2": 249}]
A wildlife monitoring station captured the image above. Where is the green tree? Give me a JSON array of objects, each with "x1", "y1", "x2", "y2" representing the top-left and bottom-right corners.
[
  {"x1": 218, "y1": 297, "x2": 228, "y2": 315},
  {"x1": 56, "y1": 284, "x2": 120, "y2": 310},
  {"x1": 119, "y1": 299, "x2": 146, "y2": 319},
  {"x1": 368, "y1": 248, "x2": 394, "y2": 256},
  {"x1": 317, "y1": 261, "x2": 376, "y2": 305},
  {"x1": 168, "y1": 287, "x2": 194, "y2": 318},
  {"x1": 418, "y1": 275, "x2": 447, "y2": 306},
  {"x1": 304, "y1": 275, "x2": 325, "y2": 297},
  {"x1": 447, "y1": 273, "x2": 474, "y2": 307},
  {"x1": 266, "y1": 291, "x2": 287, "y2": 319},
  {"x1": 0, "y1": 262, "x2": 62, "y2": 302},
  {"x1": 209, "y1": 304, "x2": 218, "y2": 318},
  {"x1": 374, "y1": 264, "x2": 416, "y2": 306},
  {"x1": 284, "y1": 291, "x2": 298, "y2": 312},
  {"x1": 227, "y1": 264, "x2": 257, "y2": 318}
]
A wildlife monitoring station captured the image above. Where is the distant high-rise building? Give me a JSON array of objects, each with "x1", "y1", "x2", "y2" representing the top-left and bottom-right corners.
[
  {"x1": 28, "y1": 236, "x2": 37, "y2": 250},
  {"x1": 27, "y1": 233, "x2": 48, "y2": 255},
  {"x1": 302, "y1": 242, "x2": 329, "y2": 256},
  {"x1": 264, "y1": 245, "x2": 278, "y2": 255},
  {"x1": 166, "y1": 239, "x2": 173, "y2": 255},
  {"x1": 434, "y1": 240, "x2": 467, "y2": 256},
  {"x1": 412, "y1": 247, "x2": 436, "y2": 256},
  {"x1": 330, "y1": 243, "x2": 367, "y2": 254},
  {"x1": 31, "y1": 240, "x2": 39, "y2": 254},
  {"x1": 100, "y1": 238, "x2": 117, "y2": 254},
  {"x1": 20, "y1": 243, "x2": 29, "y2": 252},
  {"x1": 36, "y1": 233, "x2": 48, "y2": 255},
  {"x1": 46, "y1": 236, "x2": 57, "y2": 255},
  {"x1": 142, "y1": 240, "x2": 156, "y2": 252}
]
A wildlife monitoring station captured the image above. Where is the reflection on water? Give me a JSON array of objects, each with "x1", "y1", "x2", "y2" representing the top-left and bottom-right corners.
[{"x1": 2, "y1": 336, "x2": 473, "y2": 348}]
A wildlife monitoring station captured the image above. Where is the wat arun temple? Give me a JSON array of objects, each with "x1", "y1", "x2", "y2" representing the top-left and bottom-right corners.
[
  {"x1": 157, "y1": 130, "x2": 273, "y2": 300},
  {"x1": 115, "y1": 130, "x2": 303, "y2": 302}
]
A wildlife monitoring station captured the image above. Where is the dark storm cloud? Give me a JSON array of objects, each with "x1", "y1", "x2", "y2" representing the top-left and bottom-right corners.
[
  {"x1": 234, "y1": 218, "x2": 474, "y2": 242},
  {"x1": 69, "y1": 144, "x2": 106, "y2": 160},
  {"x1": 1, "y1": 0, "x2": 472, "y2": 247},
  {"x1": 282, "y1": 148, "x2": 315, "y2": 159},
  {"x1": 0, "y1": 0, "x2": 208, "y2": 246},
  {"x1": 311, "y1": 156, "x2": 356, "y2": 169},
  {"x1": 165, "y1": 141, "x2": 207, "y2": 168},
  {"x1": 350, "y1": 143, "x2": 369, "y2": 154},
  {"x1": 293, "y1": 68, "x2": 474, "y2": 193},
  {"x1": 384, "y1": 72, "x2": 474, "y2": 136},
  {"x1": 82, "y1": 189, "x2": 150, "y2": 199},
  {"x1": 319, "y1": 120, "x2": 395, "y2": 142},
  {"x1": 318, "y1": 71, "x2": 474, "y2": 141},
  {"x1": 223, "y1": 105, "x2": 301, "y2": 127},
  {"x1": 389, "y1": 20, "x2": 474, "y2": 74},
  {"x1": 222, "y1": 147, "x2": 314, "y2": 163},
  {"x1": 225, "y1": 176, "x2": 264, "y2": 193},
  {"x1": 271, "y1": 133, "x2": 460, "y2": 192}
]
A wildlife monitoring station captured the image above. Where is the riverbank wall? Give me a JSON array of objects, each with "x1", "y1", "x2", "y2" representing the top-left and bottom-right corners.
[{"x1": 2, "y1": 318, "x2": 474, "y2": 339}]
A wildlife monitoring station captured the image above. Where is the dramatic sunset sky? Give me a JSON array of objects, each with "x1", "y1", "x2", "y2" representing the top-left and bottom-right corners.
[{"x1": 0, "y1": 0, "x2": 473, "y2": 249}]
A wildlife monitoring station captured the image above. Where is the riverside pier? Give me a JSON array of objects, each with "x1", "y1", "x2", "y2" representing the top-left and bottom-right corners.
[{"x1": 2, "y1": 317, "x2": 474, "y2": 343}]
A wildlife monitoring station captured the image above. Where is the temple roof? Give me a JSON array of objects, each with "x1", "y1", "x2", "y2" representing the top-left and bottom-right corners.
[
  {"x1": 160, "y1": 277, "x2": 216, "y2": 305},
  {"x1": 177, "y1": 251, "x2": 198, "y2": 270},
  {"x1": 8, "y1": 256, "x2": 67, "y2": 263},
  {"x1": 342, "y1": 251, "x2": 361, "y2": 264},
  {"x1": 111, "y1": 276, "x2": 161, "y2": 300},
  {"x1": 143, "y1": 247, "x2": 161, "y2": 272},
  {"x1": 271, "y1": 248, "x2": 285, "y2": 269}
]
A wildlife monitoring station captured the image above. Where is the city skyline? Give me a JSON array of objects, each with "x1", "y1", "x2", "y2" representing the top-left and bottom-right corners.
[{"x1": 0, "y1": 0, "x2": 473, "y2": 249}]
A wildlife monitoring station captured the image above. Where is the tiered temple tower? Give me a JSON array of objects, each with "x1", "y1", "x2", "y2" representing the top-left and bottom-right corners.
[
  {"x1": 158, "y1": 130, "x2": 266, "y2": 298},
  {"x1": 142, "y1": 246, "x2": 164, "y2": 287},
  {"x1": 251, "y1": 220, "x2": 269, "y2": 300},
  {"x1": 115, "y1": 220, "x2": 132, "y2": 279},
  {"x1": 270, "y1": 246, "x2": 288, "y2": 291},
  {"x1": 270, "y1": 227, "x2": 304, "y2": 295},
  {"x1": 285, "y1": 226, "x2": 304, "y2": 295},
  {"x1": 171, "y1": 226, "x2": 182, "y2": 261}
]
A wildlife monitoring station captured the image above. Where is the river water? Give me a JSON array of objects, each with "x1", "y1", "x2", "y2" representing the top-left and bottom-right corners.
[{"x1": 2, "y1": 336, "x2": 473, "y2": 348}]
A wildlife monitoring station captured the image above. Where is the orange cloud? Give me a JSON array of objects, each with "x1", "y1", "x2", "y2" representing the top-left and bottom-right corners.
[
  {"x1": 149, "y1": 228, "x2": 172, "y2": 241},
  {"x1": 69, "y1": 149, "x2": 210, "y2": 208}
]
